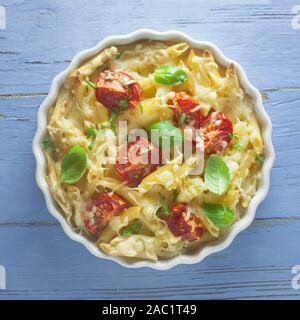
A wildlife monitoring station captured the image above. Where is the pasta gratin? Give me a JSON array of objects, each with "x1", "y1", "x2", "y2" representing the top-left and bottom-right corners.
[{"x1": 43, "y1": 41, "x2": 264, "y2": 261}]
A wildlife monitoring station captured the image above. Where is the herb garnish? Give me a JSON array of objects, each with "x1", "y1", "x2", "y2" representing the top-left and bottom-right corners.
[
  {"x1": 154, "y1": 65, "x2": 188, "y2": 86},
  {"x1": 204, "y1": 154, "x2": 230, "y2": 195},
  {"x1": 87, "y1": 127, "x2": 97, "y2": 151},
  {"x1": 119, "y1": 99, "x2": 129, "y2": 109},
  {"x1": 172, "y1": 190, "x2": 178, "y2": 203},
  {"x1": 146, "y1": 121, "x2": 183, "y2": 149},
  {"x1": 115, "y1": 52, "x2": 123, "y2": 60},
  {"x1": 42, "y1": 138, "x2": 55, "y2": 152},
  {"x1": 178, "y1": 112, "x2": 187, "y2": 127},
  {"x1": 83, "y1": 80, "x2": 96, "y2": 89},
  {"x1": 159, "y1": 193, "x2": 171, "y2": 216},
  {"x1": 234, "y1": 143, "x2": 243, "y2": 151},
  {"x1": 123, "y1": 223, "x2": 142, "y2": 237},
  {"x1": 228, "y1": 132, "x2": 234, "y2": 139},
  {"x1": 202, "y1": 203, "x2": 234, "y2": 227},
  {"x1": 59, "y1": 145, "x2": 87, "y2": 184},
  {"x1": 255, "y1": 154, "x2": 265, "y2": 163}
]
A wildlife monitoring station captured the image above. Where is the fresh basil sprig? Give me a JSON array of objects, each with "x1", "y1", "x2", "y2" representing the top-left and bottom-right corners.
[
  {"x1": 123, "y1": 223, "x2": 142, "y2": 237},
  {"x1": 87, "y1": 127, "x2": 97, "y2": 151},
  {"x1": 154, "y1": 65, "x2": 188, "y2": 86},
  {"x1": 204, "y1": 154, "x2": 230, "y2": 195},
  {"x1": 202, "y1": 203, "x2": 234, "y2": 227},
  {"x1": 60, "y1": 145, "x2": 87, "y2": 184},
  {"x1": 146, "y1": 121, "x2": 183, "y2": 149}
]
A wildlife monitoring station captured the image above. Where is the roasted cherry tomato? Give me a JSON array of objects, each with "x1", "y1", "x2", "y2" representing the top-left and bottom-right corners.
[
  {"x1": 84, "y1": 193, "x2": 128, "y2": 235},
  {"x1": 202, "y1": 111, "x2": 233, "y2": 155},
  {"x1": 95, "y1": 70, "x2": 141, "y2": 110},
  {"x1": 115, "y1": 137, "x2": 160, "y2": 187},
  {"x1": 168, "y1": 92, "x2": 204, "y2": 128},
  {"x1": 167, "y1": 203, "x2": 203, "y2": 242}
]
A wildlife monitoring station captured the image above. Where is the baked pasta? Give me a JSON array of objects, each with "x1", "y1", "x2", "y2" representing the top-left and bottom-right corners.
[{"x1": 43, "y1": 40, "x2": 264, "y2": 261}]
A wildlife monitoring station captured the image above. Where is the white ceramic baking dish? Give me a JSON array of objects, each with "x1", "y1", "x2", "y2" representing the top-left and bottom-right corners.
[{"x1": 33, "y1": 29, "x2": 275, "y2": 270}]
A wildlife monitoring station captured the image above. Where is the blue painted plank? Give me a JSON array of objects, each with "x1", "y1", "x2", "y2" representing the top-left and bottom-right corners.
[
  {"x1": 0, "y1": 218, "x2": 299, "y2": 299},
  {"x1": 0, "y1": 0, "x2": 300, "y2": 95}
]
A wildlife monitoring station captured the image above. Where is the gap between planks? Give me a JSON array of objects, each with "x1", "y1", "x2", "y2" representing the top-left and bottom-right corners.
[
  {"x1": 0, "y1": 86, "x2": 300, "y2": 101},
  {"x1": 0, "y1": 217, "x2": 299, "y2": 228}
]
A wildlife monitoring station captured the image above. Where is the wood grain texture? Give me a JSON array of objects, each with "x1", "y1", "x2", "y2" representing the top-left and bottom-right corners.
[{"x1": 0, "y1": 0, "x2": 300, "y2": 300}]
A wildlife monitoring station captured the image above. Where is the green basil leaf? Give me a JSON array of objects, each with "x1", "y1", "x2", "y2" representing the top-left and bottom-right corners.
[
  {"x1": 60, "y1": 145, "x2": 87, "y2": 184},
  {"x1": 123, "y1": 223, "x2": 142, "y2": 237},
  {"x1": 202, "y1": 203, "x2": 234, "y2": 227},
  {"x1": 154, "y1": 65, "x2": 188, "y2": 86},
  {"x1": 159, "y1": 193, "x2": 171, "y2": 216},
  {"x1": 146, "y1": 121, "x2": 183, "y2": 149},
  {"x1": 204, "y1": 154, "x2": 230, "y2": 195}
]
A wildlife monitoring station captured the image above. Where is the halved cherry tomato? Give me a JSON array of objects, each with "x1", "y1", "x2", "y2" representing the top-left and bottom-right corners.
[
  {"x1": 84, "y1": 193, "x2": 128, "y2": 235},
  {"x1": 167, "y1": 203, "x2": 203, "y2": 242},
  {"x1": 115, "y1": 137, "x2": 160, "y2": 187},
  {"x1": 202, "y1": 111, "x2": 233, "y2": 155},
  {"x1": 168, "y1": 92, "x2": 204, "y2": 128},
  {"x1": 169, "y1": 94, "x2": 232, "y2": 154},
  {"x1": 95, "y1": 70, "x2": 141, "y2": 110}
]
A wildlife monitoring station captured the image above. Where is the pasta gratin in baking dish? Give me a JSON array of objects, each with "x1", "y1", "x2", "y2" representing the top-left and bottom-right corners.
[{"x1": 33, "y1": 30, "x2": 274, "y2": 269}]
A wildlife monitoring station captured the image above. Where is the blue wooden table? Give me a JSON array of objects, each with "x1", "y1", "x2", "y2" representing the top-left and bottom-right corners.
[{"x1": 0, "y1": 0, "x2": 300, "y2": 300}]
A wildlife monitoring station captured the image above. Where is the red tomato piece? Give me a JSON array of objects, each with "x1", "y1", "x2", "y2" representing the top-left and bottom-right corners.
[
  {"x1": 202, "y1": 111, "x2": 233, "y2": 155},
  {"x1": 115, "y1": 137, "x2": 160, "y2": 187},
  {"x1": 168, "y1": 92, "x2": 205, "y2": 128},
  {"x1": 84, "y1": 193, "x2": 128, "y2": 235},
  {"x1": 167, "y1": 203, "x2": 203, "y2": 242},
  {"x1": 95, "y1": 70, "x2": 141, "y2": 110}
]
